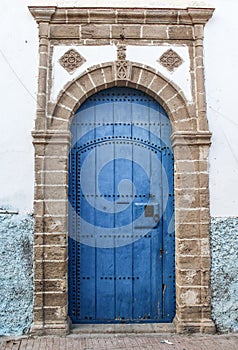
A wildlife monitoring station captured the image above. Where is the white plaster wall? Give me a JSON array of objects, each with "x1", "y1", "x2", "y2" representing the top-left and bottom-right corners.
[
  {"x1": 0, "y1": 0, "x2": 237, "y2": 216},
  {"x1": 0, "y1": 0, "x2": 38, "y2": 213},
  {"x1": 204, "y1": 0, "x2": 238, "y2": 216},
  {"x1": 126, "y1": 45, "x2": 192, "y2": 102},
  {"x1": 52, "y1": 45, "x2": 192, "y2": 102},
  {"x1": 51, "y1": 46, "x2": 117, "y2": 101}
]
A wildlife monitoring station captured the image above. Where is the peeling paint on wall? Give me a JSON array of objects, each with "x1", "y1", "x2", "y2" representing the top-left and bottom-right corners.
[
  {"x1": 0, "y1": 212, "x2": 237, "y2": 335},
  {"x1": 0, "y1": 209, "x2": 33, "y2": 335},
  {"x1": 210, "y1": 217, "x2": 238, "y2": 332}
]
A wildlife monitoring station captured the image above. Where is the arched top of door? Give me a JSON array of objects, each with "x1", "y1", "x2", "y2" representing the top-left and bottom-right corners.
[{"x1": 48, "y1": 61, "x2": 198, "y2": 134}]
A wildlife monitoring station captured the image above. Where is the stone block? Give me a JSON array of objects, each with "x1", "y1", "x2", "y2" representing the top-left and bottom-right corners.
[
  {"x1": 102, "y1": 66, "x2": 114, "y2": 85},
  {"x1": 139, "y1": 70, "x2": 156, "y2": 89},
  {"x1": 45, "y1": 158, "x2": 68, "y2": 172},
  {"x1": 81, "y1": 25, "x2": 110, "y2": 39},
  {"x1": 84, "y1": 39, "x2": 111, "y2": 45},
  {"x1": 42, "y1": 185, "x2": 68, "y2": 200},
  {"x1": 175, "y1": 223, "x2": 201, "y2": 239},
  {"x1": 44, "y1": 200, "x2": 68, "y2": 217},
  {"x1": 175, "y1": 160, "x2": 207, "y2": 173},
  {"x1": 175, "y1": 188, "x2": 199, "y2": 208},
  {"x1": 34, "y1": 293, "x2": 67, "y2": 308},
  {"x1": 131, "y1": 66, "x2": 142, "y2": 85},
  {"x1": 149, "y1": 76, "x2": 167, "y2": 94},
  {"x1": 145, "y1": 10, "x2": 178, "y2": 24},
  {"x1": 43, "y1": 171, "x2": 68, "y2": 185},
  {"x1": 176, "y1": 255, "x2": 201, "y2": 269},
  {"x1": 176, "y1": 208, "x2": 201, "y2": 223},
  {"x1": 38, "y1": 68, "x2": 47, "y2": 92},
  {"x1": 78, "y1": 75, "x2": 95, "y2": 93},
  {"x1": 58, "y1": 94, "x2": 76, "y2": 110},
  {"x1": 89, "y1": 69, "x2": 105, "y2": 88},
  {"x1": 35, "y1": 279, "x2": 67, "y2": 293},
  {"x1": 200, "y1": 223, "x2": 210, "y2": 238},
  {"x1": 34, "y1": 246, "x2": 67, "y2": 261},
  {"x1": 177, "y1": 306, "x2": 202, "y2": 321},
  {"x1": 196, "y1": 67, "x2": 205, "y2": 94},
  {"x1": 34, "y1": 144, "x2": 46, "y2": 157},
  {"x1": 199, "y1": 173, "x2": 209, "y2": 188},
  {"x1": 167, "y1": 95, "x2": 187, "y2": 116},
  {"x1": 200, "y1": 257, "x2": 211, "y2": 270},
  {"x1": 174, "y1": 118, "x2": 197, "y2": 131},
  {"x1": 173, "y1": 146, "x2": 199, "y2": 161},
  {"x1": 117, "y1": 11, "x2": 145, "y2": 23},
  {"x1": 175, "y1": 173, "x2": 199, "y2": 189},
  {"x1": 176, "y1": 239, "x2": 201, "y2": 256},
  {"x1": 42, "y1": 217, "x2": 67, "y2": 233},
  {"x1": 168, "y1": 26, "x2": 193, "y2": 39},
  {"x1": 48, "y1": 118, "x2": 69, "y2": 132},
  {"x1": 34, "y1": 201, "x2": 44, "y2": 217},
  {"x1": 67, "y1": 82, "x2": 85, "y2": 101},
  {"x1": 88, "y1": 10, "x2": 116, "y2": 23},
  {"x1": 177, "y1": 269, "x2": 201, "y2": 286},
  {"x1": 53, "y1": 105, "x2": 70, "y2": 120},
  {"x1": 66, "y1": 9, "x2": 88, "y2": 23},
  {"x1": 142, "y1": 25, "x2": 168, "y2": 39},
  {"x1": 112, "y1": 25, "x2": 141, "y2": 39},
  {"x1": 172, "y1": 104, "x2": 192, "y2": 122},
  {"x1": 44, "y1": 234, "x2": 67, "y2": 246},
  {"x1": 35, "y1": 261, "x2": 67, "y2": 280},
  {"x1": 50, "y1": 25, "x2": 80, "y2": 39},
  {"x1": 34, "y1": 306, "x2": 67, "y2": 322},
  {"x1": 159, "y1": 85, "x2": 177, "y2": 103},
  {"x1": 177, "y1": 286, "x2": 201, "y2": 305}
]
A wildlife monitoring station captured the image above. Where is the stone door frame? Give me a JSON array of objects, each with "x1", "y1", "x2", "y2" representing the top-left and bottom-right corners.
[{"x1": 29, "y1": 6, "x2": 215, "y2": 335}]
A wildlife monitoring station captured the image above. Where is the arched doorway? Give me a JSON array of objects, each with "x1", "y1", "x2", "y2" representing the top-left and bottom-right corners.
[{"x1": 68, "y1": 87, "x2": 175, "y2": 323}]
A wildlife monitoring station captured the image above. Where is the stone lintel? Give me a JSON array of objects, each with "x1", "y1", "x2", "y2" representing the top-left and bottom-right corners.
[{"x1": 29, "y1": 7, "x2": 214, "y2": 26}]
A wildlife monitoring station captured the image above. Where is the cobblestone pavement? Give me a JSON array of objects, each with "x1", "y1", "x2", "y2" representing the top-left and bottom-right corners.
[{"x1": 0, "y1": 334, "x2": 238, "y2": 350}]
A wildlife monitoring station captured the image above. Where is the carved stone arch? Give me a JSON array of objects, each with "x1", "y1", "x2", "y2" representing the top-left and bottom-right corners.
[{"x1": 48, "y1": 62, "x2": 196, "y2": 134}]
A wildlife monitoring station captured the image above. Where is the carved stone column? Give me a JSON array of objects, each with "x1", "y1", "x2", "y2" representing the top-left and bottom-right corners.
[
  {"x1": 172, "y1": 132, "x2": 215, "y2": 333},
  {"x1": 31, "y1": 130, "x2": 71, "y2": 335}
]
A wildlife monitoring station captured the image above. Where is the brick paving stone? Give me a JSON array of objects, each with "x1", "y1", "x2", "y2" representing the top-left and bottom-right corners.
[
  {"x1": 17, "y1": 340, "x2": 25, "y2": 350},
  {"x1": 0, "y1": 334, "x2": 238, "y2": 350},
  {"x1": 39, "y1": 338, "x2": 47, "y2": 350}
]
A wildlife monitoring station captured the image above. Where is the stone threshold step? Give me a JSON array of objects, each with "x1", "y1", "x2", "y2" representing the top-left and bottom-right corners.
[{"x1": 71, "y1": 323, "x2": 176, "y2": 334}]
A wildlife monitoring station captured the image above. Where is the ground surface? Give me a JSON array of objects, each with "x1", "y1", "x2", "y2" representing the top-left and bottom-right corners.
[{"x1": 0, "y1": 334, "x2": 238, "y2": 350}]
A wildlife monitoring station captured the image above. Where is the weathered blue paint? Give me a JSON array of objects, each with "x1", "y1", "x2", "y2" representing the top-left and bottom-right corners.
[
  {"x1": 0, "y1": 208, "x2": 33, "y2": 335},
  {"x1": 68, "y1": 88, "x2": 175, "y2": 323},
  {"x1": 210, "y1": 217, "x2": 238, "y2": 332}
]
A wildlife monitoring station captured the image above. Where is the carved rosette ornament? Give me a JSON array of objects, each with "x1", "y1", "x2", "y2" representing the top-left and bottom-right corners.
[
  {"x1": 158, "y1": 49, "x2": 183, "y2": 72},
  {"x1": 115, "y1": 44, "x2": 131, "y2": 80},
  {"x1": 59, "y1": 49, "x2": 86, "y2": 73}
]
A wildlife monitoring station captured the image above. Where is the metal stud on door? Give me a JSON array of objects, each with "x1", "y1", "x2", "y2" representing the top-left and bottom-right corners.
[{"x1": 68, "y1": 87, "x2": 175, "y2": 323}]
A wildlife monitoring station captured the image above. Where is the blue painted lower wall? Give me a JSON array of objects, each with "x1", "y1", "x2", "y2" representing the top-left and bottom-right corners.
[
  {"x1": 0, "y1": 212, "x2": 33, "y2": 336},
  {"x1": 210, "y1": 217, "x2": 238, "y2": 332},
  {"x1": 0, "y1": 214, "x2": 237, "y2": 334}
]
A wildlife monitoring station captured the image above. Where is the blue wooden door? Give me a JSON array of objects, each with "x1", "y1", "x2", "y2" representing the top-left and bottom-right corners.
[{"x1": 68, "y1": 87, "x2": 175, "y2": 323}]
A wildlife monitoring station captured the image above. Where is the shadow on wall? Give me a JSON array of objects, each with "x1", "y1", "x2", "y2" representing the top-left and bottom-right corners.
[
  {"x1": 210, "y1": 217, "x2": 238, "y2": 333},
  {"x1": 0, "y1": 208, "x2": 33, "y2": 336}
]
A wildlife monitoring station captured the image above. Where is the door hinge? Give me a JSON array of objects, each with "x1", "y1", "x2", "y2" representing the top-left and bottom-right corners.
[{"x1": 160, "y1": 248, "x2": 164, "y2": 255}]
